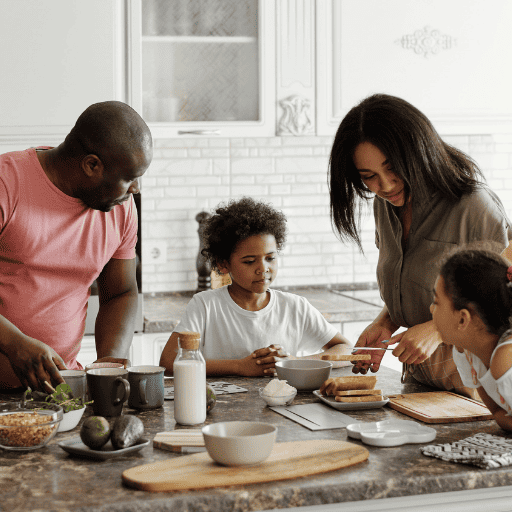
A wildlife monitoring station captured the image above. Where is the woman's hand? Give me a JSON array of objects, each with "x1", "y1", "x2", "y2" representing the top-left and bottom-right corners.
[
  {"x1": 352, "y1": 323, "x2": 395, "y2": 374},
  {"x1": 234, "y1": 344, "x2": 290, "y2": 377},
  {"x1": 391, "y1": 321, "x2": 442, "y2": 365}
]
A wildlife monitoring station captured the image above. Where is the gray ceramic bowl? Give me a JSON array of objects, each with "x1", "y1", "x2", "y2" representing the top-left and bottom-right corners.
[
  {"x1": 202, "y1": 421, "x2": 277, "y2": 466},
  {"x1": 275, "y1": 359, "x2": 332, "y2": 391}
]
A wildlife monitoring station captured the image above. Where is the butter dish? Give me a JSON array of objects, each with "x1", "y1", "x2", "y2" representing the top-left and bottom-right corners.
[{"x1": 346, "y1": 419, "x2": 437, "y2": 447}]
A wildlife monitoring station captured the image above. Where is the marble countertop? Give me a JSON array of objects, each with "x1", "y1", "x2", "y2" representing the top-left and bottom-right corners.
[
  {"x1": 2, "y1": 367, "x2": 512, "y2": 512},
  {"x1": 142, "y1": 286, "x2": 384, "y2": 333}
]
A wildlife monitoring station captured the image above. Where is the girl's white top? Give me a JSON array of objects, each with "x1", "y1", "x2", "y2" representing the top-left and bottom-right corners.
[{"x1": 453, "y1": 329, "x2": 512, "y2": 415}]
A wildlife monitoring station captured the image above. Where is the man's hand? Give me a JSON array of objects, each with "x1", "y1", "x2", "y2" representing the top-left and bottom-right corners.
[
  {"x1": 4, "y1": 335, "x2": 67, "y2": 391},
  {"x1": 94, "y1": 356, "x2": 131, "y2": 369}
]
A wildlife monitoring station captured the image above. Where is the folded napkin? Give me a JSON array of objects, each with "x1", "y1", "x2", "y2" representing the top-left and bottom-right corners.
[{"x1": 421, "y1": 433, "x2": 512, "y2": 469}]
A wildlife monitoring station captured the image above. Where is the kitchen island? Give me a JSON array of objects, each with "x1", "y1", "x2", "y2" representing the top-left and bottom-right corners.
[{"x1": 2, "y1": 366, "x2": 512, "y2": 512}]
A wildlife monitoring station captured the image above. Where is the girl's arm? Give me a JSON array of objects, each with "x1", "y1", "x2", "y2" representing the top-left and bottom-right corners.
[
  {"x1": 488, "y1": 343, "x2": 512, "y2": 431},
  {"x1": 476, "y1": 385, "x2": 512, "y2": 432}
]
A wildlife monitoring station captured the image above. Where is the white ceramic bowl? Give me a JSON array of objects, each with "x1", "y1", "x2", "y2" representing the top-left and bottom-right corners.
[
  {"x1": 258, "y1": 387, "x2": 297, "y2": 406},
  {"x1": 58, "y1": 406, "x2": 86, "y2": 432},
  {"x1": 202, "y1": 421, "x2": 277, "y2": 466},
  {"x1": 275, "y1": 359, "x2": 332, "y2": 391}
]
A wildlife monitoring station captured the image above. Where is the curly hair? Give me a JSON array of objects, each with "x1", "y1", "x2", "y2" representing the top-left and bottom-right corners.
[
  {"x1": 439, "y1": 246, "x2": 512, "y2": 338},
  {"x1": 201, "y1": 197, "x2": 287, "y2": 274}
]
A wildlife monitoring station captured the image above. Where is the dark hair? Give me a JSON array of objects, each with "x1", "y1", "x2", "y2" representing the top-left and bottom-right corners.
[
  {"x1": 64, "y1": 101, "x2": 152, "y2": 168},
  {"x1": 440, "y1": 248, "x2": 512, "y2": 337},
  {"x1": 201, "y1": 197, "x2": 287, "y2": 274},
  {"x1": 328, "y1": 94, "x2": 484, "y2": 250}
]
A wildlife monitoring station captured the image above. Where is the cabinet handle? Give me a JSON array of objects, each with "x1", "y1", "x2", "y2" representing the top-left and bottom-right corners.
[{"x1": 177, "y1": 129, "x2": 220, "y2": 135}]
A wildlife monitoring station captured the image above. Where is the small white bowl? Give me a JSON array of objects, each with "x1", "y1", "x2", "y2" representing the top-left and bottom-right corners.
[
  {"x1": 258, "y1": 387, "x2": 297, "y2": 406},
  {"x1": 202, "y1": 421, "x2": 277, "y2": 466},
  {"x1": 58, "y1": 407, "x2": 85, "y2": 432}
]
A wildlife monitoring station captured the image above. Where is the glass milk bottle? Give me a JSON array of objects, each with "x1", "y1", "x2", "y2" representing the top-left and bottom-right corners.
[{"x1": 173, "y1": 331, "x2": 206, "y2": 425}]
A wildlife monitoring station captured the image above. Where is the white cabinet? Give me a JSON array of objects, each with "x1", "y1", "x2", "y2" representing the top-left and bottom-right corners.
[
  {"x1": 0, "y1": 0, "x2": 127, "y2": 151},
  {"x1": 316, "y1": 0, "x2": 512, "y2": 136},
  {"x1": 127, "y1": 0, "x2": 275, "y2": 138}
]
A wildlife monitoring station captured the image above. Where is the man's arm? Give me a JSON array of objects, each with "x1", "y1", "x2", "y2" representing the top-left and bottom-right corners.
[{"x1": 94, "y1": 257, "x2": 138, "y2": 367}]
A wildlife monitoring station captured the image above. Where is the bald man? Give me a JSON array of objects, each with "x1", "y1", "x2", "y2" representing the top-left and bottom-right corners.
[{"x1": 0, "y1": 101, "x2": 152, "y2": 392}]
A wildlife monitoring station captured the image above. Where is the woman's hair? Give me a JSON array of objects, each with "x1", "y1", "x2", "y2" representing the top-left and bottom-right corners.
[
  {"x1": 201, "y1": 197, "x2": 287, "y2": 274},
  {"x1": 439, "y1": 247, "x2": 512, "y2": 337},
  {"x1": 328, "y1": 93, "x2": 484, "y2": 250}
]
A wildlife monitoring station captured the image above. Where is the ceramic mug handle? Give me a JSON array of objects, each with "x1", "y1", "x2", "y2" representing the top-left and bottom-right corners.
[
  {"x1": 138, "y1": 378, "x2": 148, "y2": 405},
  {"x1": 113, "y1": 377, "x2": 130, "y2": 405}
]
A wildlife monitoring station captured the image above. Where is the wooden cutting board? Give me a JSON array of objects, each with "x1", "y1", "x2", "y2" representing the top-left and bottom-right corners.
[
  {"x1": 387, "y1": 391, "x2": 493, "y2": 423},
  {"x1": 122, "y1": 440, "x2": 369, "y2": 492}
]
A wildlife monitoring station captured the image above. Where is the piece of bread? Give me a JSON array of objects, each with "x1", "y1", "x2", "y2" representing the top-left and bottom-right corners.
[
  {"x1": 335, "y1": 389, "x2": 382, "y2": 396},
  {"x1": 327, "y1": 375, "x2": 377, "y2": 391},
  {"x1": 335, "y1": 394, "x2": 383, "y2": 403},
  {"x1": 321, "y1": 354, "x2": 371, "y2": 361}
]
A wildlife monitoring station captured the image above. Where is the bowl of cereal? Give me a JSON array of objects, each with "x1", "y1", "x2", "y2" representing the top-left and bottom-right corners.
[{"x1": 0, "y1": 401, "x2": 63, "y2": 451}]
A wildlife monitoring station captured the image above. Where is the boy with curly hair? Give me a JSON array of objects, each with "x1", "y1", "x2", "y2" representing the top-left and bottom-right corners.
[{"x1": 160, "y1": 197, "x2": 353, "y2": 377}]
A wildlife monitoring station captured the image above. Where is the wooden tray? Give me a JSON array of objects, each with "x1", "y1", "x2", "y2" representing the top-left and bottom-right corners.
[
  {"x1": 387, "y1": 391, "x2": 493, "y2": 423},
  {"x1": 122, "y1": 440, "x2": 369, "y2": 492}
]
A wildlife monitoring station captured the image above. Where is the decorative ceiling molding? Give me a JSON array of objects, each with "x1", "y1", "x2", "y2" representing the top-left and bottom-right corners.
[{"x1": 395, "y1": 26, "x2": 456, "y2": 57}]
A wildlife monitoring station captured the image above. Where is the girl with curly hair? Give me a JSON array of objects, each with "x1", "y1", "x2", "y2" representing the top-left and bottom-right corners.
[
  {"x1": 432, "y1": 248, "x2": 512, "y2": 430},
  {"x1": 160, "y1": 197, "x2": 352, "y2": 377}
]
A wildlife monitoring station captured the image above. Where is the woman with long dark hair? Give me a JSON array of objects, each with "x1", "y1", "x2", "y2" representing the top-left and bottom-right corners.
[{"x1": 329, "y1": 93, "x2": 512, "y2": 396}]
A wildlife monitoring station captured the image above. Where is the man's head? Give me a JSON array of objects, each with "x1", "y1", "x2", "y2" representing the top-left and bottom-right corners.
[{"x1": 64, "y1": 101, "x2": 153, "y2": 212}]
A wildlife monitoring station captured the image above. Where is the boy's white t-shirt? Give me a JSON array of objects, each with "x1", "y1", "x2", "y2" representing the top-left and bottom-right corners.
[
  {"x1": 173, "y1": 286, "x2": 338, "y2": 360},
  {"x1": 452, "y1": 329, "x2": 512, "y2": 415}
]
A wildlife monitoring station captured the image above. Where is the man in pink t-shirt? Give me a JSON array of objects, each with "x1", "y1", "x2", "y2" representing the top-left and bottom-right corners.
[{"x1": 0, "y1": 101, "x2": 152, "y2": 392}]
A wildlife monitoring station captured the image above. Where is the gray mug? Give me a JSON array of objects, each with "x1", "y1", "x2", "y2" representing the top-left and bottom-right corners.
[
  {"x1": 60, "y1": 370, "x2": 86, "y2": 400},
  {"x1": 127, "y1": 365, "x2": 165, "y2": 410},
  {"x1": 86, "y1": 368, "x2": 131, "y2": 417}
]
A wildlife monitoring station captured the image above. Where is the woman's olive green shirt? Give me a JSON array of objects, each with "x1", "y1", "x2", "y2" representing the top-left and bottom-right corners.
[{"x1": 375, "y1": 184, "x2": 512, "y2": 329}]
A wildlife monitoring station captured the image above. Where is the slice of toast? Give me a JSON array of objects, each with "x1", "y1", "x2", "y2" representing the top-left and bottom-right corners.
[
  {"x1": 335, "y1": 394, "x2": 383, "y2": 403},
  {"x1": 321, "y1": 354, "x2": 371, "y2": 361},
  {"x1": 335, "y1": 389, "x2": 383, "y2": 396},
  {"x1": 327, "y1": 375, "x2": 377, "y2": 391}
]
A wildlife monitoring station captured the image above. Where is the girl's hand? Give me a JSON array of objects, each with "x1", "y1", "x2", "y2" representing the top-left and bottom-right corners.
[
  {"x1": 352, "y1": 324, "x2": 395, "y2": 374},
  {"x1": 391, "y1": 321, "x2": 442, "y2": 365}
]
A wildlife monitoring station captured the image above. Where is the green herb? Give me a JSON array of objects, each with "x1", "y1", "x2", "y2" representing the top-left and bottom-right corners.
[{"x1": 24, "y1": 383, "x2": 92, "y2": 413}]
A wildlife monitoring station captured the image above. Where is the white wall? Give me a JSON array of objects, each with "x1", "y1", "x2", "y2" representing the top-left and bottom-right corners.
[{"x1": 141, "y1": 132, "x2": 512, "y2": 293}]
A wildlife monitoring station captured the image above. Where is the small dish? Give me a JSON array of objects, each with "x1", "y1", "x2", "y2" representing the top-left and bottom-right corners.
[
  {"x1": 313, "y1": 390, "x2": 389, "y2": 411},
  {"x1": 58, "y1": 437, "x2": 150, "y2": 460},
  {"x1": 346, "y1": 419, "x2": 437, "y2": 447},
  {"x1": 58, "y1": 407, "x2": 85, "y2": 432},
  {"x1": 259, "y1": 387, "x2": 297, "y2": 407}
]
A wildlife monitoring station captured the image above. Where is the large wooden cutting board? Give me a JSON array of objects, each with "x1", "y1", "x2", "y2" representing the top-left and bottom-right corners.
[
  {"x1": 122, "y1": 440, "x2": 369, "y2": 492},
  {"x1": 387, "y1": 391, "x2": 493, "y2": 423}
]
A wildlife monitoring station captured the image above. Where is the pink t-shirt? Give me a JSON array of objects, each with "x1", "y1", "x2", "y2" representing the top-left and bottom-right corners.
[{"x1": 0, "y1": 148, "x2": 137, "y2": 369}]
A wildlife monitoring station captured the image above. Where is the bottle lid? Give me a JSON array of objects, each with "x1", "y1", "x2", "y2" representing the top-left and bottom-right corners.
[{"x1": 178, "y1": 331, "x2": 201, "y2": 350}]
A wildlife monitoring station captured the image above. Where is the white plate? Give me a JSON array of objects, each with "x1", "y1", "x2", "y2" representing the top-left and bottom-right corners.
[
  {"x1": 58, "y1": 437, "x2": 150, "y2": 460},
  {"x1": 313, "y1": 390, "x2": 389, "y2": 410},
  {"x1": 346, "y1": 419, "x2": 437, "y2": 447}
]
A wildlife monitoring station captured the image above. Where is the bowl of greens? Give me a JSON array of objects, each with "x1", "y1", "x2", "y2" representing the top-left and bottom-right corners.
[{"x1": 24, "y1": 383, "x2": 92, "y2": 433}]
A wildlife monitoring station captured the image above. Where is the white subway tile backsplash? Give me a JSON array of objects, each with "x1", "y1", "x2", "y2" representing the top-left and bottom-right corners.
[{"x1": 141, "y1": 134, "x2": 512, "y2": 293}]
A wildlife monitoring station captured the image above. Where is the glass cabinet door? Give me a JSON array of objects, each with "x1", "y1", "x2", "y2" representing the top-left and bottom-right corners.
[{"x1": 132, "y1": 0, "x2": 275, "y2": 137}]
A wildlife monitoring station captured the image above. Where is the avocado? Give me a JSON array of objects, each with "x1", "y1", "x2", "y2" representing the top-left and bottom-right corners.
[
  {"x1": 206, "y1": 383, "x2": 216, "y2": 413},
  {"x1": 80, "y1": 416, "x2": 111, "y2": 450},
  {"x1": 111, "y1": 415, "x2": 144, "y2": 450}
]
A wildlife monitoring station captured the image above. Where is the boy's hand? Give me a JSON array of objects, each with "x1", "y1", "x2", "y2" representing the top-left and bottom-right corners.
[{"x1": 235, "y1": 345, "x2": 290, "y2": 377}]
